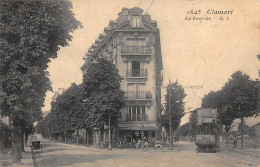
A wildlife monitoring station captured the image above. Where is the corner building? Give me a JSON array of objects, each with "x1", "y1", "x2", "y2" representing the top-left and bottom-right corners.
[{"x1": 81, "y1": 7, "x2": 163, "y2": 146}]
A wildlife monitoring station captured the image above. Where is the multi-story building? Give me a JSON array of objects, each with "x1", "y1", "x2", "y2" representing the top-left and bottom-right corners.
[{"x1": 81, "y1": 7, "x2": 163, "y2": 145}]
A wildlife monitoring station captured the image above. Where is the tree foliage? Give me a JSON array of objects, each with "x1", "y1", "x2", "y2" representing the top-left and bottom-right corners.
[
  {"x1": 202, "y1": 90, "x2": 234, "y2": 132},
  {"x1": 175, "y1": 122, "x2": 191, "y2": 137},
  {"x1": 0, "y1": 0, "x2": 81, "y2": 162},
  {"x1": 188, "y1": 110, "x2": 197, "y2": 136},
  {"x1": 37, "y1": 83, "x2": 85, "y2": 138},
  {"x1": 82, "y1": 58, "x2": 125, "y2": 128},
  {"x1": 222, "y1": 71, "x2": 258, "y2": 119},
  {"x1": 202, "y1": 71, "x2": 258, "y2": 133},
  {"x1": 163, "y1": 80, "x2": 186, "y2": 133},
  {"x1": 37, "y1": 58, "x2": 125, "y2": 139},
  {"x1": 0, "y1": 0, "x2": 81, "y2": 119}
]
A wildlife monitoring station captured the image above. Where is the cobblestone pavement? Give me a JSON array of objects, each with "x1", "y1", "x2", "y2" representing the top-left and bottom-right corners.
[{"x1": 33, "y1": 139, "x2": 260, "y2": 167}]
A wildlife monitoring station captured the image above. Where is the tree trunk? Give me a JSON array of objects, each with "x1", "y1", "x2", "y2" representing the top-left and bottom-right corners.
[
  {"x1": 65, "y1": 136, "x2": 67, "y2": 143},
  {"x1": 20, "y1": 129, "x2": 24, "y2": 152},
  {"x1": 11, "y1": 125, "x2": 22, "y2": 163},
  {"x1": 76, "y1": 129, "x2": 79, "y2": 145},
  {"x1": 86, "y1": 130, "x2": 89, "y2": 147},
  {"x1": 225, "y1": 132, "x2": 228, "y2": 147},
  {"x1": 103, "y1": 129, "x2": 106, "y2": 148},
  {"x1": 241, "y1": 117, "x2": 244, "y2": 149}
]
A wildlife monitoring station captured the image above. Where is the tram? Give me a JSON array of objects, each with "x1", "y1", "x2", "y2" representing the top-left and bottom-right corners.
[{"x1": 195, "y1": 108, "x2": 219, "y2": 152}]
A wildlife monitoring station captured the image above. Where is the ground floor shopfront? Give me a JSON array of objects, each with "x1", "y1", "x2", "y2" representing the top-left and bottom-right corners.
[
  {"x1": 91, "y1": 122, "x2": 161, "y2": 148},
  {"x1": 118, "y1": 122, "x2": 160, "y2": 144}
]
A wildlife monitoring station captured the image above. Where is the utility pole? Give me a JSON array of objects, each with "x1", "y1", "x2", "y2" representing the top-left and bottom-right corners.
[
  {"x1": 141, "y1": 116, "x2": 144, "y2": 149},
  {"x1": 168, "y1": 80, "x2": 172, "y2": 150}
]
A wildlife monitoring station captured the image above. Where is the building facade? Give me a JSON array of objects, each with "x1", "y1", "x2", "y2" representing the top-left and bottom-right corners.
[{"x1": 81, "y1": 7, "x2": 163, "y2": 145}]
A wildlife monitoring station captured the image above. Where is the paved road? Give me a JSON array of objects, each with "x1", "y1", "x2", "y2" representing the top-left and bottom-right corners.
[{"x1": 34, "y1": 139, "x2": 260, "y2": 167}]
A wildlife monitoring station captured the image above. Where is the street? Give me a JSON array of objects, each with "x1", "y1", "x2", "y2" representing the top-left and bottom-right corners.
[{"x1": 33, "y1": 139, "x2": 260, "y2": 167}]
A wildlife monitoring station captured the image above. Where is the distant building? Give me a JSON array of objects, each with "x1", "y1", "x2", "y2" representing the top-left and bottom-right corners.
[
  {"x1": 229, "y1": 121, "x2": 239, "y2": 132},
  {"x1": 81, "y1": 7, "x2": 163, "y2": 146},
  {"x1": 253, "y1": 123, "x2": 260, "y2": 136}
]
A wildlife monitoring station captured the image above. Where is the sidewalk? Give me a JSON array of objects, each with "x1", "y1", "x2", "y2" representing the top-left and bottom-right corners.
[
  {"x1": 220, "y1": 143, "x2": 260, "y2": 158},
  {"x1": 225, "y1": 147, "x2": 260, "y2": 158},
  {"x1": 0, "y1": 146, "x2": 34, "y2": 167}
]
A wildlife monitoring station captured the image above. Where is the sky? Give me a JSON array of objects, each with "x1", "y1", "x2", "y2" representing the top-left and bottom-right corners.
[{"x1": 42, "y1": 0, "x2": 260, "y2": 125}]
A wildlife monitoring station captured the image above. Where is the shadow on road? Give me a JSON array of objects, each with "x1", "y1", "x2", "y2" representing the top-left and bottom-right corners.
[
  {"x1": 34, "y1": 153, "x2": 124, "y2": 167},
  {"x1": 33, "y1": 140, "x2": 125, "y2": 167}
]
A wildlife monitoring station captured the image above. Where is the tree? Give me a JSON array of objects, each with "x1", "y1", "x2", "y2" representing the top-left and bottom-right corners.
[
  {"x1": 202, "y1": 90, "x2": 236, "y2": 146},
  {"x1": 82, "y1": 58, "x2": 125, "y2": 147},
  {"x1": 202, "y1": 91, "x2": 235, "y2": 132},
  {"x1": 188, "y1": 110, "x2": 197, "y2": 137},
  {"x1": 163, "y1": 80, "x2": 186, "y2": 145},
  {"x1": 175, "y1": 122, "x2": 191, "y2": 137},
  {"x1": 221, "y1": 71, "x2": 258, "y2": 149},
  {"x1": 0, "y1": 0, "x2": 81, "y2": 162},
  {"x1": 39, "y1": 83, "x2": 85, "y2": 143}
]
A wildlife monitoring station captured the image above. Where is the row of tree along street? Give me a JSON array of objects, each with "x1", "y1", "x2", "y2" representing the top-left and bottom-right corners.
[
  {"x1": 36, "y1": 58, "x2": 187, "y2": 149},
  {"x1": 0, "y1": 0, "x2": 82, "y2": 163},
  {"x1": 176, "y1": 71, "x2": 260, "y2": 149},
  {"x1": 37, "y1": 58, "x2": 125, "y2": 145}
]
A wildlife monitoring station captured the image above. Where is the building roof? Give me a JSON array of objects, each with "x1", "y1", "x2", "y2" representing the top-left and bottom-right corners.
[{"x1": 81, "y1": 7, "x2": 161, "y2": 71}]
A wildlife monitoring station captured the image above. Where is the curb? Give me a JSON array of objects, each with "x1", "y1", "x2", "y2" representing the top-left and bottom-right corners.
[
  {"x1": 20, "y1": 146, "x2": 34, "y2": 167},
  {"x1": 28, "y1": 145, "x2": 37, "y2": 167}
]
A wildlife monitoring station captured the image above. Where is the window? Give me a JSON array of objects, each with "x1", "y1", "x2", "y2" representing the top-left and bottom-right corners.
[
  {"x1": 127, "y1": 61, "x2": 146, "y2": 77},
  {"x1": 132, "y1": 107, "x2": 136, "y2": 121},
  {"x1": 127, "y1": 83, "x2": 145, "y2": 99},
  {"x1": 130, "y1": 14, "x2": 142, "y2": 27},
  {"x1": 126, "y1": 39, "x2": 145, "y2": 47},
  {"x1": 127, "y1": 106, "x2": 146, "y2": 121},
  {"x1": 132, "y1": 61, "x2": 140, "y2": 77},
  {"x1": 137, "y1": 107, "x2": 141, "y2": 121}
]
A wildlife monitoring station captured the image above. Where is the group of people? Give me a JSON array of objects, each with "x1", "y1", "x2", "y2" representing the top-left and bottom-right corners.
[
  {"x1": 132, "y1": 137, "x2": 149, "y2": 149},
  {"x1": 118, "y1": 136, "x2": 149, "y2": 149}
]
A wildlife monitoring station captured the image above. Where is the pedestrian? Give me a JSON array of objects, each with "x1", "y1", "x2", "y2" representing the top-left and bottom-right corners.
[
  {"x1": 118, "y1": 139, "x2": 122, "y2": 148},
  {"x1": 136, "y1": 139, "x2": 141, "y2": 149},
  {"x1": 144, "y1": 141, "x2": 149, "y2": 150},
  {"x1": 232, "y1": 135, "x2": 237, "y2": 148}
]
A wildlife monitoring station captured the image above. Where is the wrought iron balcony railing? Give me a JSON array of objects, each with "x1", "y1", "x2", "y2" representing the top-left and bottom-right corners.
[
  {"x1": 126, "y1": 69, "x2": 147, "y2": 77},
  {"x1": 122, "y1": 46, "x2": 151, "y2": 55},
  {"x1": 124, "y1": 91, "x2": 152, "y2": 100}
]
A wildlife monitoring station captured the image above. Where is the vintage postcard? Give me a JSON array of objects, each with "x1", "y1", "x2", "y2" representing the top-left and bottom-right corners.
[{"x1": 0, "y1": 0, "x2": 259, "y2": 166}]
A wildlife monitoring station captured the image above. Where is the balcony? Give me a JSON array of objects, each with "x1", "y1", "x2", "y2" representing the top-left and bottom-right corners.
[
  {"x1": 125, "y1": 91, "x2": 152, "y2": 100},
  {"x1": 126, "y1": 69, "x2": 147, "y2": 78},
  {"x1": 121, "y1": 46, "x2": 151, "y2": 55}
]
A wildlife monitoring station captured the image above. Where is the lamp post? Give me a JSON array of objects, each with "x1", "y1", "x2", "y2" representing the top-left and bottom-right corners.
[{"x1": 168, "y1": 80, "x2": 172, "y2": 150}]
